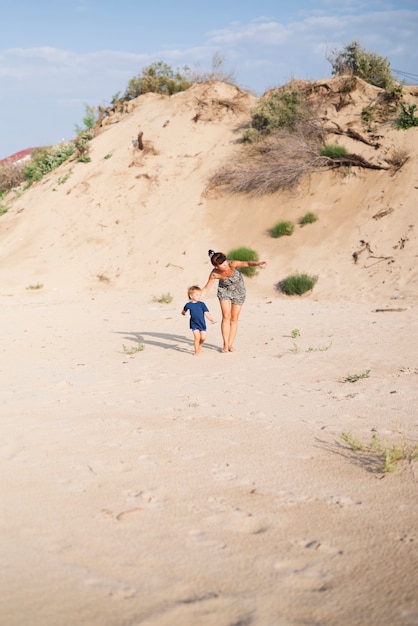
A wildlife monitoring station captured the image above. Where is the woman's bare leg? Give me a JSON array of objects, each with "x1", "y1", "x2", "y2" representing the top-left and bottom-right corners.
[
  {"x1": 219, "y1": 300, "x2": 232, "y2": 352},
  {"x1": 228, "y1": 303, "x2": 242, "y2": 351}
]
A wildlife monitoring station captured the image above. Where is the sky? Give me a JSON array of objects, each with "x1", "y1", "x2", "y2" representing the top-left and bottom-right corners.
[{"x1": 1, "y1": 0, "x2": 417, "y2": 159}]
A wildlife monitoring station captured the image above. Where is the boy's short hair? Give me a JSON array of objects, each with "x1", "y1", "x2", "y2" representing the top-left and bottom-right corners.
[{"x1": 187, "y1": 285, "x2": 201, "y2": 298}]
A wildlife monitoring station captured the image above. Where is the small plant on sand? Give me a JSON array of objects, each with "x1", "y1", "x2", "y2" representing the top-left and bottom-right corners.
[
  {"x1": 320, "y1": 144, "x2": 348, "y2": 159},
  {"x1": 361, "y1": 106, "x2": 377, "y2": 132},
  {"x1": 26, "y1": 283, "x2": 43, "y2": 290},
  {"x1": 395, "y1": 102, "x2": 418, "y2": 130},
  {"x1": 122, "y1": 342, "x2": 145, "y2": 354},
  {"x1": 270, "y1": 220, "x2": 294, "y2": 238},
  {"x1": 280, "y1": 273, "x2": 318, "y2": 295},
  {"x1": 227, "y1": 247, "x2": 259, "y2": 277},
  {"x1": 298, "y1": 211, "x2": 318, "y2": 226},
  {"x1": 0, "y1": 203, "x2": 8, "y2": 216},
  {"x1": 288, "y1": 328, "x2": 331, "y2": 354},
  {"x1": 307, "y1": 342, "x2": 332, "y2": 352},
  {"x1": 153, "y1": 293, "x2": 173, "y2": 304},
  {"x1": 342, "y1": 370, "x2": 370, "y2": 383},
  {"x1": 57, "y1": 170, "x2": 73, "y2": 185},
  {"x1": 341, "y1": 430, "x2": 418, "y2": 473}
]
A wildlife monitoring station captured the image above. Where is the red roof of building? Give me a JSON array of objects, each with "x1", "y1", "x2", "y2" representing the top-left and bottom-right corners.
[{"x1": 0, "y1": 147, "x2": 39, "y2": 164}]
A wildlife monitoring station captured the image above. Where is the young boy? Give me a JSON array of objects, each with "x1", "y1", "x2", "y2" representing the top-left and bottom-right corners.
[{"x1": 181, "y1": 285, "x2": 215, "y2": 355}]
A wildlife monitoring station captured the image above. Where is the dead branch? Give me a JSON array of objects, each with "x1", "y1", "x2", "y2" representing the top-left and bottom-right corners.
[
  {"x1": 323, "y1": 120, "x2": 380, "y2": 148},
  {"x1": 327, "y1": 154, "x2": 388, "y2": 170},
  {"x1": 373, "y1": 207, "x2": 394, "y2": 220}
]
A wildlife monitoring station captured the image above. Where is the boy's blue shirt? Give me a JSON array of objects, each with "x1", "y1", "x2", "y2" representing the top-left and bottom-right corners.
[{"x1": 184, "y1": 301, "x2": 209, "y2": 331}]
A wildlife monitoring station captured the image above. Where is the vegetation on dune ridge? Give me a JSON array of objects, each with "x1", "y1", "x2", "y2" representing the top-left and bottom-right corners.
[{"x1": 0, "y1": 41, "x2": 414, "y2": 204}]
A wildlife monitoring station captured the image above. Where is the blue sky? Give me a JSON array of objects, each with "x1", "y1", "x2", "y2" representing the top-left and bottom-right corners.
[{"x1": 1, "y1": 0, "x2": 417, "y2": 159}]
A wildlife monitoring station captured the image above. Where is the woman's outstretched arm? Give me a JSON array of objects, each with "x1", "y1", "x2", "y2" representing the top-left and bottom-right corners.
[
  {"x1": 231, "y1": 260, "x2": 267, "y2": 268},
  {"x1": 200, "y1": 271, "x2": 217, "y2": 297}
]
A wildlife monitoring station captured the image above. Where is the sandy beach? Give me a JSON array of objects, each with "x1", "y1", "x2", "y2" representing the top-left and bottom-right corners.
[{"x1": 0, "y1": 79, "x2": 417, "y2": 625}]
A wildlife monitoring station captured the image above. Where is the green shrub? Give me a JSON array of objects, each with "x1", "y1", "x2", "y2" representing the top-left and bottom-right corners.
[
  {"x1": 24, "y1": 143, "x2": 76, "y2": 184},
  {"x1": 280, "y1": 273, "x2": 318, "y2": 295},
  {"x1": 320, "y1": 144, "x2": 348, "y2": 159},
  {"x1": 327, "y1": 40, "x2": 396, "y2": 90},
  {"x1": 74, "y1": 103, "x2": 97, "y2": 135},
  {"x1": 244, "y1": 83, "x2": 310, "y2": 141},
  {"x1": 227, "y1": 247, "x2": 259, "y2": 277},
  {"x1": 270, "y1": 220, "x2": 294, "y2": 238},
  {"x1": 395, "y1": 102, "x2": 418, "y2": 130},
  {"x1": 298, "y1": 212, "x2": 318, "y2": 226},
  {"x1": 123, "y1": 61, "x2": 191, "y2": 101}
]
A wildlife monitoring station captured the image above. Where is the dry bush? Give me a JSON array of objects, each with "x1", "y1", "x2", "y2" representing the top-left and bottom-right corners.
[
  {"x1": 385, "y1": 148, "x2": 410, "y2": 171},
  {"x1": 0, "y1": 160, "x2": 26, "y2": 191},
  {"x1": 209, "y1": 120, "x2": 326, "y2": 197}
]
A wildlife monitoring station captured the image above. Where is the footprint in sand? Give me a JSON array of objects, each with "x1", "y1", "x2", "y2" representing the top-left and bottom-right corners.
[
  {"x1": 203, "y1": 502, "x2": 268, "y2": 535},
  {"x1": 187, "y1": 529, "x2": 226, "y2": 550},
  {"x1": 210, "y1": 463, "x2": 238, "y2": 482},
  {"x1": 84, "y1": 576, "x2": 136, "y2": 599},
  {"x1": 273, "y1": 559, "x2": 334, "y2": 591},
  {"x1": 296, "y1": 538, "x2": 344, "y2": 555}
]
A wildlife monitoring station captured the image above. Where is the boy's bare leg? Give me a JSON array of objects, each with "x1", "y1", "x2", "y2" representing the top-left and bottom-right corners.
[
  {"x1": 199, "y1": 331, "x2": 207, "y2": 352},
  {"x1": 192, "y1": 330, "x2": 201, "y2": 355}
]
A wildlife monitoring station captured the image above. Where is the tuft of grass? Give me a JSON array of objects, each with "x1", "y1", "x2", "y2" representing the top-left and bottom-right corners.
[
  {"x1": 361, "y1": 106, "x2": 377, "y2": 131},
  {"x1": 227, "y1": 246, "x2": 259, "y2": 277},
  {"x1": 320, "y1": 144, "x2": 348, "y2": 159},
  {"x1": 280, "y1": 273, "x2": 318, "y2": 295},
  {"x1": 104, "y1": 154, "x2": 112, "y2": 159},
  {"x1": 288, "y1": 328, "x2": 332, "y2": 354},
  {"x1": 342, "y1": 370, "x2": 370, "y2": 383},
  {"x1": 270, "y1": 220, "x2": 294, "y2": 238},
  {"x1": 0, "y1": 204, "x2": 8, "y2": 216},
  {"x1": 395, "y1": 102, "x2": 418, "y2": 130},
  {"x1": 153, "y1": 293, "x2": 173, "y2": 304},
  {"x1": 298, "y1": 211, "x2": 318, "y2": 226},
  {"x1": 341, "y1": 431, "x2": 418, "y2": 473},
  {"x1": 26, "y1": 283, "x2": 43, "y2": 290},
  {"x1": 307, "y1": 342, "x2": 332, "y2": 352},
  {"x1": 122, "y1": 342, "x2": 145, "y2": 355},
  {"x1": 57, "y1": 170, "x2": 73, "y2": 185}
]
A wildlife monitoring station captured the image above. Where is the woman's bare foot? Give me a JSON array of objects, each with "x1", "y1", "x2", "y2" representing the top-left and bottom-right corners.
[
  {"x1": 221, "y1": 347, "x2": 229, "y2": 353},
  {"x1": 228, "y1": 346, "x2": 236, "y2": 352}
]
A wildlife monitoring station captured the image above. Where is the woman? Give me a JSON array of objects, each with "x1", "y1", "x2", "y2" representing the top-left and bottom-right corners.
[{"x1": 200, "y1": 250, "x2": 267, "y2": 353}]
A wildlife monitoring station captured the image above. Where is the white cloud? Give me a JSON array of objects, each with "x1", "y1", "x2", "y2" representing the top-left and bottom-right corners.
[{"x1": 208, "y1": 20, "x2": 289, "y2": 46}]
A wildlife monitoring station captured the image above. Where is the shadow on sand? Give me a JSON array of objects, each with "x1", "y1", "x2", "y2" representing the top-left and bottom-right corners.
[{"x1": 113, "y1": 330, "x2": 220, "y2": 354}]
